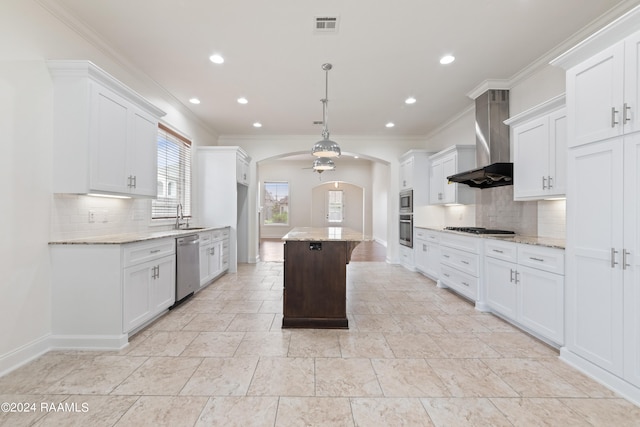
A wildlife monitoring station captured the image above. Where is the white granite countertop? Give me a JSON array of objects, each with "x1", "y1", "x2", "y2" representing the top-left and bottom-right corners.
[
  {"x1": 415, "y1": 226, "x2": 565, "y2": 249},
  {"x1": 49, "y1": 226, "x2": 229, "y2": 245},
  {"x1": 282, "y1": 227, "x2": 368, "y2": 242}
]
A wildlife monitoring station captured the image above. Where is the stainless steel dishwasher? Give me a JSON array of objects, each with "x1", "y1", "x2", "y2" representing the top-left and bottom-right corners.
[{"x1": 175, "y1": 234, "x2": 200, "y2": 306}]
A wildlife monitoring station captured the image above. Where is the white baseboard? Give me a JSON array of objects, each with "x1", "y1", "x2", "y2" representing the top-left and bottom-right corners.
[
  {"x1": 0, "y1": 334, "x2": 51, "y2": 377},
  {"x1": 373, "y1": 237, "x2": 387, "y2": 247},
  {"x1": 49, "y1": 334, "x2": 129, "y2": 351},
  {"x1": 560, "y1": 347, "x2": 640, "y2": 406}
]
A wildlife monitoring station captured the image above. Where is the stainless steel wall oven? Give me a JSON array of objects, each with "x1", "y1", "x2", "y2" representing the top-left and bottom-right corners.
[
  {"x1": 399, "y1": 214, "x2": 413, "y2": 248},
  {"x1": 399, "y1": 189, "x2": 413, "y2": 213}
]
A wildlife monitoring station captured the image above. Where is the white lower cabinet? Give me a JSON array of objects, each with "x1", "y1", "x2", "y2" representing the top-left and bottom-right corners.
[
  {"x1": 439, "y1": 233, "x2": 481, "y2": 302},
  {"x1": 50, "y1": 236, "x2": 177, "y2": 349},
  {"x1": 484, "y1": 239, "x2": 564, "y2": 345},
  {"x1": 414, "y1": 228, "x2": 441, "y2": 280},
  {"x1": 123, "y1": 254, "x2": 175, "y2": 333},
  {"x1": 198, "y1": 227, "x2": 230, "y2": 288}
]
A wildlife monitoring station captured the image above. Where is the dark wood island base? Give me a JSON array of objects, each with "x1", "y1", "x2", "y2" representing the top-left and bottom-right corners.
[{"x1": 281, "y1": 228, "x2": 364, "y2": 329}]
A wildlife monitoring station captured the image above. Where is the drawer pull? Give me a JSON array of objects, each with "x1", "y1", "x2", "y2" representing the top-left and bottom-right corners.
[
  {"x1": 443, "y1": 254, "x2": 450, "y2": 258},
  {"x1": 461, "y1": 281, "x2": 470, "y2": 287},
  {"x1": 443, "y1": 273, "x2": 450, "y2": 278},
  {"x1": 510, "y1": 269, "x2": 515, "y2": 283},
  {"x1": 150, "y1": 249, "x2": 161, "y2": 254},
  {"x1": 529, "y1": 257, "x2": 544, "y2": 262},
  {"x1": 492, "y1": 249, "x2": 504, "y2": 254},
  {"x1": 461, "y1": 260, "x2": 469, "y2": 265}
]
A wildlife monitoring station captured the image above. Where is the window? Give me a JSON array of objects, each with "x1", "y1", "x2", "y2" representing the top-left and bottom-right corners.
[
  {"x1": 327, "y1": 190, "x2": 344, "y2": 223},
  {"x1": 152, "y1": 124, "x2": 191, "y2": 219},
  {"x1": 263, "y1": 181, "x2": 289, "y2": 225}
]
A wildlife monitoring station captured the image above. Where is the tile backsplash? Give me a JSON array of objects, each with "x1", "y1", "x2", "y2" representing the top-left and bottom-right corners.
[
  {"x1": 50, "y1": 194, "x2": 173, "y2": 241},
  {"x1": 475, "y1": 185, "x2": 538, "y2": 235}
]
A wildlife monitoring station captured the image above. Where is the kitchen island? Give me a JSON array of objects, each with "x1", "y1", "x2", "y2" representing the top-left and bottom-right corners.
[{"x1": 281, "y1": 227, "x2": 365, "y2": 328}]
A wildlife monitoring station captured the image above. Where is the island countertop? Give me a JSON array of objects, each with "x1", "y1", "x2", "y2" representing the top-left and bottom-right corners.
[{"x1": 282, "y1": 227, "x2": 367, "y2": 242}]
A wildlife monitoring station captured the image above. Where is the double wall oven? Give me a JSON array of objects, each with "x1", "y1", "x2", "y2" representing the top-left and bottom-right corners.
[{"x1": 399, "y1": 189, "x2": 413, "y2": 247}]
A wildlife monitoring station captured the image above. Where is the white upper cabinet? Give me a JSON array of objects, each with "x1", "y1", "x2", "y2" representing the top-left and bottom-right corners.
[
  {"x1": 48, "y1": 60, "x2": 165, "y2": 197},
  {"x1": 428, "y1": 145, "x2": 475, "y2": 205},
  {"x1": 398, "y1": 150, "x2": 431, "y2": 206},
  {"x1": 566, "y1": 31, "x2": 640, "y2": 148},
  {"x1": 236, "y1": 151, "x2": 250, "y2": 186},
  {"x1": 507, "y1": 95, "x2": 566, "y2": 200}
]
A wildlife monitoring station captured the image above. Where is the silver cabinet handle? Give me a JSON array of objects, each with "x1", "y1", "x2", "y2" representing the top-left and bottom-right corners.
[
  {"x1": 461, "y1": 260, "x2": 469, "y2": 265},
  {"x1": 611, "y1": 248, "x2": 619, "y2": 268},
  {"x1": 515, "y1": 271, "x2": 520, "y2": 284},
  {"x1": 623, "y1": 249, "x2": 631, "y2": 270},
  {"x1": 529, "y1": 257, "x2": 544, "y2": 262},
  {"x1": 611, "y1": 107, "x2": 619, "y2": 127},
  {"x1": 443, "y1": 254, "x2": 450, "y2": 258},
  {"x1": 132, "y1": 175, "x2": 137, "y2": 188},
  {"x1": 461, "y1": 281, "x2": 470, "y2": 287},
  {"x1": 510, "y1": 268, "x2": 514, "y2": 283},
  {"x1": 150, "y1": 249, "x2": 161, "y2": 254},
  {"x1": 493, "y1": 249, "x2": 504, "y2": 254},
  {"x1": 422, "y1": 244, "x2": 427, "y2": 252},
  {"x1": 443, "y1": 273, "x2": 450, "y2": 278},
  {"x1": 548, "y1": 176, "x2": 553, "y2": 189},
  {"x1": 542, "y1": 176, "x2": 547, "y2": 190},
  {"x1": 156, "y1": 265, "x2": 160, "y2": 279},
  {"x1": 624, "y1": 103, "x2": 632, "y2": 123}
]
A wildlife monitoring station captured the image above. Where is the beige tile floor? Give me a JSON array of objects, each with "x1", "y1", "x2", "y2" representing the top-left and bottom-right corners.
[{"x1": 2, "y1": 262, "x2": 640, "y2": 426}]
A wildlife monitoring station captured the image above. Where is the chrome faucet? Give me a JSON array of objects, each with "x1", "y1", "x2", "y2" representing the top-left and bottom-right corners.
[{"x1": 175, "y1": 203, "x2": 184, "y2": 229}]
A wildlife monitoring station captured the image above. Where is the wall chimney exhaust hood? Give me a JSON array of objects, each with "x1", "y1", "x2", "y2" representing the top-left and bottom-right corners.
[{"x1": 447, "y1": 89, "x2": 513, "y2": 189}]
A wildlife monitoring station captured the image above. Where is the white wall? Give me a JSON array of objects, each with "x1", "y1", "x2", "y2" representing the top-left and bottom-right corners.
[
  {"x1": 258, "y1": 158, "x2": 375, "y2": 239},
  {"x1": 371, "y1": 161, "x2": 389, "y2": 245},
  {"x1": 0, "y1": 1, "x2": 219, "y2": 374}
]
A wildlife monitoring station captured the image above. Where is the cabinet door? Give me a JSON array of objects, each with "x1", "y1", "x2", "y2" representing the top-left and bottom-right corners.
[
  {"x1": 567, "y1": 41, "x2": 624, "y2": 147},
  {"x1": 566, "y1": 138, "x2": 624, "y2": 375},
  {"x1": 414, "y1": 239, "x2": 428, "y2": 273},
  {"x1": 128, "y1": 108, "x2": 158, "y2": 196},
  {"x1": 513, "y1": 116, "x2": 550, "y2": 200},
  {"x1": 441, "y1": 154, "x2": 457, "y2": 203},
  {"x1": 425, "y1": 241, "x2": 441, "y2": 280},
  {"x1": 517, "y1": 265, "x2": 564, "y2": 345},
  {"x1": 429, "y1": 160, "x2": 443, "y2": 204},
  {"x1": 152, "y1": 255, "x2": 175, "y2": 312},
  {"x1": 199, "y1": 243, "x2": 212, "y2": 286},
  {"x1": 484, "y1": 257, "x2": 517, "y2": 319},
  {"x1": 624, "y1": 132, "x2": 640, "y2": 387},
  {"x1": 123, "y1": 261, "x2": 153, "y2": 333},
  {"x1": 90, "y1": 85, "x2": 130, "y2": 194},
  {"x1": 624, "y1": 31, "x2": 640, "y2": 135},
  {"x1": 400, "y1": 157, "x2": 414, "y2": 190},
  {"x1": 548, "y1": 109, "x2": 567, "y2": 197}
]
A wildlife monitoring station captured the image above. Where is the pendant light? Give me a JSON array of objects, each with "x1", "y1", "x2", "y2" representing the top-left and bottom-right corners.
[
  {"x1": 312, "y1": 63, "x2": 341, "y2": 158},
  {"x1": 312, "y1": 156, "x2": 335, "y2": 173}
]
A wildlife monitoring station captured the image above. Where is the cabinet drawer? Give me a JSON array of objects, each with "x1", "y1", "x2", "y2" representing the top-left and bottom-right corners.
[
  {"x1": 485, "y1": 239, "x2": 517, "y2": 262},
  {"x1": 440, "y1": 264, "x2": 478, "y2": 300},
  {"x1": 222, "y1": 228, "x2": 230, "y2": 238},
  {"x1": 425, "y1": 231, "x2": 440, "y2": 243},
  {"x1": 212, "y1": 229, "x2": 225, "y2": 241},
  {"x1": 441, "y1": 246, "x2": 479, "y2": 277},
  {"x1": 123, "y1": 238, "x2": 175, "y2": 268},
  {"x1": 517, "y1": 244, "x2": 564, "y2": 275},
  {"x1": 440, "y1": 233, "x2": 481, "y2": 254},
  {"x1": 415, "y1": 228, "x2": 427, "y2": 239},
  {"x1": 199, "y1": 231, "x2": 213, "y2": 244}
]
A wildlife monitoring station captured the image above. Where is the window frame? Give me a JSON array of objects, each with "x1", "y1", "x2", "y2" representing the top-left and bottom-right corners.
[{"x1": 262, "y1": 181, "x2": 290, "y2": 226}]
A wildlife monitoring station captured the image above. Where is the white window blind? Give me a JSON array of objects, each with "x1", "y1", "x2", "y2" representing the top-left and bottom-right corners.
[{"x1": 152, "y1": 123, "x2": 191, "y2": 219}]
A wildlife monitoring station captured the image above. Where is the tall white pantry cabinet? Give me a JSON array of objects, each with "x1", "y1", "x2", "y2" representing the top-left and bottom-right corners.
[{"x1": 553, "y1": 13, "x2": 640, "y2": 403}]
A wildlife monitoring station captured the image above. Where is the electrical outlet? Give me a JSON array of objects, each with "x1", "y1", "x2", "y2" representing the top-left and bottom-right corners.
[{"x1": 88, "y1": 210, "x2": 96, "y2": 223}]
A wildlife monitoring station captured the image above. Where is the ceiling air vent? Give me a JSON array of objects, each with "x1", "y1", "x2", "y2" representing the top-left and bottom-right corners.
[{"x1": 314, "y1": 16, "x2": 339, "y2": 33}]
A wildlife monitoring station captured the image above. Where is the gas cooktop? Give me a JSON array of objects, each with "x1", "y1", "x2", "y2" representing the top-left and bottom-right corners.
[{"x1": 444, "y1": 227, "x2": 515, "y2": 235}]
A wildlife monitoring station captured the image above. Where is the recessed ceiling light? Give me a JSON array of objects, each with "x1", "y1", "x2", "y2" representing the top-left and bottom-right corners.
[
  {"x1": 237, "y1": 97, "x2": 248, "y2": 104},
  {"x1": 405, "y1": 97, "x2": 417, "y2": 105},
  {"x1": 354, "y1": 156, "x2": 359, "y2": 159},
  {"x1": 209, "y1": 54, "x2": 224, "y2": 64},
  {"x1": 253, "y1": 122, "x2": 262, "y2": 128},
  {"x1": 189, "y1": 98, "x2": 201, "y2": 104},
  {"x1": 440, "y1": 55, "x2": 455, "y2": 65},
  {"x1": 386, "y1": 122, "x2": 395, "y2": 128}
]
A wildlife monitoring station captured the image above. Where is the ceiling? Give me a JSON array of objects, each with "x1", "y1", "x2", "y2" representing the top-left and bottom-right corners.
[{"x1": 45, "y1": 0, "x2": 635, "y2": 138}]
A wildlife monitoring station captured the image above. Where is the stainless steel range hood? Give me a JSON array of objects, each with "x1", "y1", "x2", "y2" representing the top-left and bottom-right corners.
[{"x1": 447, "y1": 89, "x2": 513, "y2": 189}]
